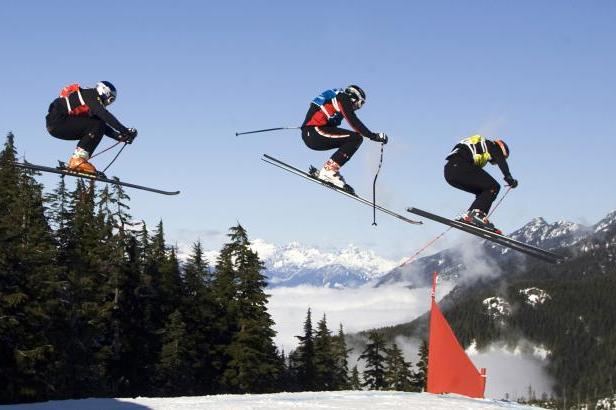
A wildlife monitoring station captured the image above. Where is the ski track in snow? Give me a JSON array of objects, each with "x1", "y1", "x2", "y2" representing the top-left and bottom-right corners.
[{"x1": 3, "y1": 391, "x2": 543, "y2": 410}]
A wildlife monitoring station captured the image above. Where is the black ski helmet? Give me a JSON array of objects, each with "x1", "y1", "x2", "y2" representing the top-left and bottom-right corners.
[
  {"x1": 96, "y1": 81, "x2": 117, "y2": 106},
  {"x1": 345, "y1": 84, "x2": 366, "y2": 108}
]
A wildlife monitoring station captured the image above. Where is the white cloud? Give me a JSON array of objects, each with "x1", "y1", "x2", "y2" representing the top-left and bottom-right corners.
[
  {"x1": 467, "y1": 341, "x2": 555, "y2": 401},
  {"x1": 267, "y1": 282, "x2": 454, "y2": 352}
]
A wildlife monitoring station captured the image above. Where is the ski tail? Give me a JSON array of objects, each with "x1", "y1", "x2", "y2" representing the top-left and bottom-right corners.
[
  {"x1": 262, "y1": 154, "x2": 422, "y2": 225},
  {"x1": 13, "y1": 161, "x2": 180, "y2": 196},
  {"x1": 407, "y1": 207, "x2": 564, "y2": 264}
]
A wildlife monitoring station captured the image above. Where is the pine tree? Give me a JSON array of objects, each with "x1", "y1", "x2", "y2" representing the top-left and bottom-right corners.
[
  {"x1": 331, "y1": 324, "x2": 352, "y2": 390},
  {"x1": 57, "y1": 179, "x2": 115, "y2": 397},
  {"x1": 384, "y1": 342, "x2": 415, "y2": 391},
  {"x1": 45, "y1": 175, "x2": 72, "y2": 264},
  {"x1": 0, "y1": 133, "x2": 65, "y2": 403},
  {"x1": 413, "y1": 339, "x2": 429, "y2": 391},
  {"x1": 107, "y1": 232, "x2": 156, "y2": 396},
  {"x1": 313, "y1": 314, "x2": 336, "y2": 390},
  {"x1": 217, "y1": 225, "x2": 280, "y2": 393},
  {"x1": 156, "y1": 309, "x2": 194, "y2": 394},
  {"x1": 350, "y1": 365, "x2": 362, "y2": 390},
  {"x1": 182, "y1": 240, "x2": 217, "y2": 394},
  {"x1": 158, "y1": 243, "x2": 183, "y2": 319},
  {"x1": 294, "y1": 308, "x2": 317, "y2": 391},
  {"x1": 359, "y1": 331, "x2": 387, "y2": 390}
]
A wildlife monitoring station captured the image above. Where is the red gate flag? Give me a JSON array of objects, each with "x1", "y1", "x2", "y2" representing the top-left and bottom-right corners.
[{"x1": 427, "y1": 272, "x2": 486, "y2": 398}]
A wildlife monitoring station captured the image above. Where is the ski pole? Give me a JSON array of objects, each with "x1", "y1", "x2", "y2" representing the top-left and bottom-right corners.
[
  {"x1": 102, "y1": 143, "x2": 128, "y2": 174},
  {"x1": 235, "y1": 126, "x2": 301, "y2": 136},
  {"x1": 372, "y1": 143, "x2": 385, "y2": 226},
  {"x1": 487, "y1": 186, "x2": 512, "y2": 218}
]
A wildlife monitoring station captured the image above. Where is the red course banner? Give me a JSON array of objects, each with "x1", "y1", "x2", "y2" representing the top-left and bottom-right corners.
[{"x1": 427, "y1": 272, "x2": 486, "y2": 398}]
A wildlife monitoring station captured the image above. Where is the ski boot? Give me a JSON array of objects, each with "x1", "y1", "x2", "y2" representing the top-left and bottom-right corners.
[
  {"x1": 66, "y1": 147, "x2": 97, "y2": 174},
  {"x1": 458, "y1": 209, "x2": 502, "y2": 235},
  {"x1": 309, "y1": 161, "x2": 356, "y2": 195}
]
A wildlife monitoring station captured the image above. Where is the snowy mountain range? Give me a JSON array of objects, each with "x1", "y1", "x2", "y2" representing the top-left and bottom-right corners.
[
  {"x1": 175, "y1": 210, "x2": 616, "y2": 289},
  {"x1": 376, "y1": 213, "x2": 606, "y2": 288},
  {"x1": 253, "y1": 240, "x2": 398, "y2": 288},
  {"x1": 176, "y1": 239, "x2": 399, "y2": 288}
]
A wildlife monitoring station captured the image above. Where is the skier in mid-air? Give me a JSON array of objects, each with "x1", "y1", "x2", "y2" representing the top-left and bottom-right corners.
[
  {"x1": 444, "y1": 134, "x2": 518, "y2": 233},
  {"x1": 46, "y1": 81, "x2": 137, "y2": 174},
  {"x1": 301, "y1": 85, "x2": 388, "y2": 193}
]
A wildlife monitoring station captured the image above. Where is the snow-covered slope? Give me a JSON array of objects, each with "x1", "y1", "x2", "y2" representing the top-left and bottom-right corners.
[{"x1": 5, "y1": 391, "x2": 543, "y2": 410}]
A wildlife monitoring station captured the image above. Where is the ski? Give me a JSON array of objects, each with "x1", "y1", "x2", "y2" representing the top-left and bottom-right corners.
[
  {"x1": 406, "y1": 207, "x2": 563, "y2": 264},
  {"x1": 14, "y1": 161, "x2": 180, "y2": 196},
  {"x1": 262, "y1": 154, "x2": 422, "y2": 225}
]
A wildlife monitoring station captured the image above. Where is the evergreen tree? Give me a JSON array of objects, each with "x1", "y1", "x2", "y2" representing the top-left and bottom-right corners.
[
  {"x1": 0, "y1": 133, "x2": 64, "y2": 403},
  {"x1": 350, "y1": 365, "x2": 362, "y2": 390},
  {"x1": 413, "y1": 339, "x2": 429, "y2": 391},
  {"x1": 158, "y1": 244, "x2": 183, "y2": 318},
  {"x1": 294, "y1": 308, "x2": 317, "y2": 391},
  {"x1": 313, "y1": 314, "x2": 336, "y2": 390},
  {"x1": 217, "y1": 225, "x2": 281, "y2": 393},
  {"x1": 384, "y1": 342, "x2": 415, "y2": 391},
  {"x1": 45, "y1": 175, "x2": 72, "y2": 264},
  {"x1": 57, "y1": 180, "x2": 116, "y2": 396},
  {"x1": 331, "y1": 324, "x2": 352, "y2": 390},
  {"x1": 178, "y1": 240, "x2": 216, "y2": 394},
  {"x1": 156, "y1": 309, "x2": 194, "y2": 394},
  {"x1": 359, "y1": 331, "x2": 387, "y2": 390}
]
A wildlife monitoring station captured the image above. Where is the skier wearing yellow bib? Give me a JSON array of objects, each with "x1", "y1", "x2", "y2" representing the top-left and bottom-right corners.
[{"x1": 444, "y1": 135, "x2": 518, "y2": 234}]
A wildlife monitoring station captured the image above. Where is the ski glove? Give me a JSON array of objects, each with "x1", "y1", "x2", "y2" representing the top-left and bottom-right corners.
[
  {"x1": 120, "y1": 128, "x2": 138, "y2": 144},
  {"x1": 504, "y1": 175, "x2": 518, "y2": 188},
  {"x1": 371, "y1": 132, "x2": 388, "y2": 144}
]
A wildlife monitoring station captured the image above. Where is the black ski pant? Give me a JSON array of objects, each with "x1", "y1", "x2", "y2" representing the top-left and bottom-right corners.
[
  {"x1": 301, "y1": 126, "x2": 363, "y2": 167},
  {"x1": 444, "y1": 160, "x2": 500, "y2": 214},
  {"x1": 47, "y1": 116, "x2": 106, "y2": 156}
]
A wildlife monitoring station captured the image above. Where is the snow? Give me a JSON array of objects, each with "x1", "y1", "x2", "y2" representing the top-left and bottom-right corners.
[
  {"x1": 175, "y1": 239, "x2": 399, "y2": 288},
  {"x1": 3, "y1": 391, "x2": 543, "y2": 410},
  {"x1": 519, "y1": 288, "x2": 551, "y2": 307},
  {"x1": 593, "y1": 210, "x2": 616, "y2": 233},
  {"x1": 261, "y1": 242, "x2": 397, "y2": 279},
  {"x1": 482, "y1": 297, "x2": 511, "y2": 318},
  {"x1": 509, "y1": 217, "x2": 587, "y2": 248}
]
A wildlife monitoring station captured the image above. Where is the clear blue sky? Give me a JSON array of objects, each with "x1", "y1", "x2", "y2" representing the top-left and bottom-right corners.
[{"x1": 1, "y1": 0, "x2": 615, "y2": 259}]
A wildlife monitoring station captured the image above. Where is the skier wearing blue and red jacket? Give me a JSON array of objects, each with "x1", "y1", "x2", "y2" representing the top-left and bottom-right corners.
[
  {"x1": 46, "y1": 81, "x2": 137, "y2": 174},
  {"x1": 301, "y1": 85, "x2": 388, "y2": 193}
]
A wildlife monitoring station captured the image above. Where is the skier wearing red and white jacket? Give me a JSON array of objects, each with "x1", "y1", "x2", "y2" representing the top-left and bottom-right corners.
[
  {"x1": 46, "y1": 81, "x2": 137, "y2": 174},
  {"x1": 301, "y1": 85, "x2": 388, "y2": 193}
]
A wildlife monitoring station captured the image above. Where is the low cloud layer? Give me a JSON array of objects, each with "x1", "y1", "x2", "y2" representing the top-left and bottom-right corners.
[
  {"x1": 267, "y1": 282, "x2": 454, "y2": 352},
  {"x1": 468, "y1": 342, "x2": 555, "y2": 400}
]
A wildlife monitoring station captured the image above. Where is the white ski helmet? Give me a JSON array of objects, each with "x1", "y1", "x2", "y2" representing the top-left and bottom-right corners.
[
  {"x1": 345, "y1": 84, "x2": 366, "y2": 109},
  {"x1": 96, "y1": 81, "x2": 117, "y2": 106}
]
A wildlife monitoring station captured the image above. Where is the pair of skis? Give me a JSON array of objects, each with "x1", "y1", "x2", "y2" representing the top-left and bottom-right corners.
[
  {"x1": 262, "y1": 154, "x2": 563, "y2": 264},
  {"x1": 13, "y1": 161, "x2": 179, "y2": 196}
]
